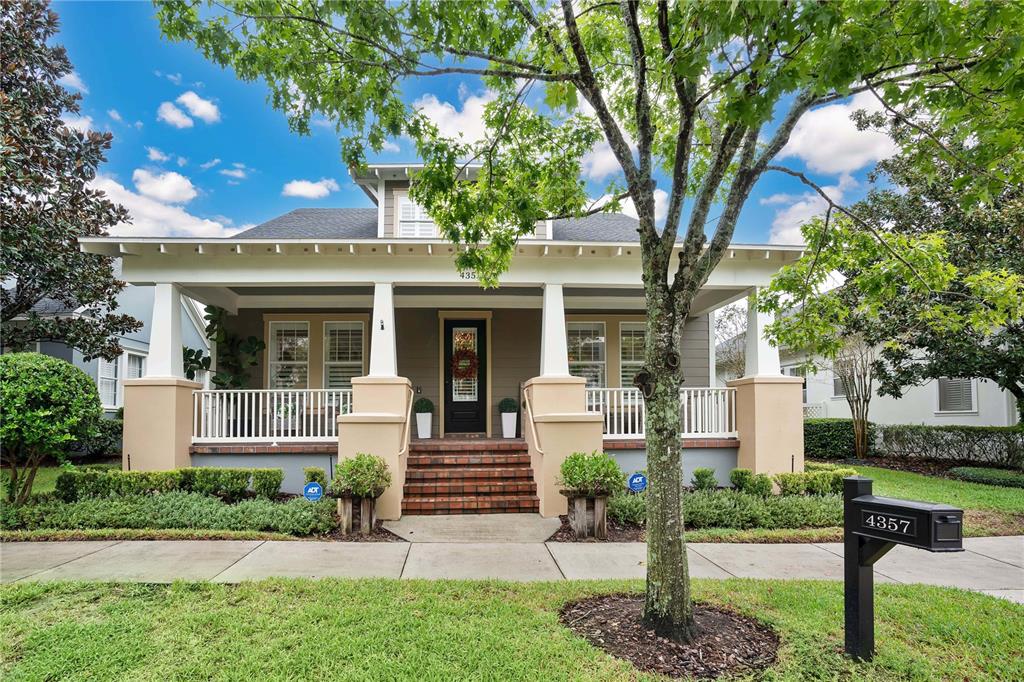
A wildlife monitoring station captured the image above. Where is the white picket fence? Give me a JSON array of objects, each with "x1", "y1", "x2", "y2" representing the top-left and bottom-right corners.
[
  {"x1": 192, "y1": 389, "x2": 353, "y2": 443},
  {"x1": 586, "y1": 387, "x2": 737, "y2": 439}
]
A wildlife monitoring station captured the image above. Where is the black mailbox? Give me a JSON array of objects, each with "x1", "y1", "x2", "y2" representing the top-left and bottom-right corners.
[
  {"x1": 849, "y1": 494, "x2": 963, "y2": 552},
  {"x1": 843, "y1": 476, "x2": 964, "y2": 662}
]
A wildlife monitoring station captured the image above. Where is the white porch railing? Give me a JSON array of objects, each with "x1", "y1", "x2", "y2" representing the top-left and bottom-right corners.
[
  {"x1": 586, "y1": 387, "x2": 737, "y2": 439},
  {"x1": 192, "y1": 389, "x2": 353, "y2": 443}
]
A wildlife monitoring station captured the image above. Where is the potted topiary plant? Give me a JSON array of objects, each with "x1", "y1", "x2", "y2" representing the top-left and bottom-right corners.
[
  {"x1": 558, "y1": 451, "x2": 626, "y2": 539},
  {"x1": 499, "y1": 397, "x2": 518, "y2": 438},
  {"x1": 330, "y1": 453, "x2": 392, "y2": 535},
  {"x1": 413, "y1": 397, "x2": 433, "y2": 439}
]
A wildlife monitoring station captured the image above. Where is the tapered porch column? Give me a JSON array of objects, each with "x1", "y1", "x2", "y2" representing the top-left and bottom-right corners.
[
  {"x1": 540, "y1": 283, "x2": 570, "y2": 377},
  {"x1": 123, "y1": 283, "x2": 200, "y2": 472},
  {"x1": 728, "y1": 289, "x2": 803, "y2": 476},
  {"x1": 339, "y1": 281, "x2": 411, "y2": 520}
]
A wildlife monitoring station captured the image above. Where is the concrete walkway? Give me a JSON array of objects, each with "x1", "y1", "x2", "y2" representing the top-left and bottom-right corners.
[{"x1": 2, "y1": 536, "x2": 1021, "y2": 602}]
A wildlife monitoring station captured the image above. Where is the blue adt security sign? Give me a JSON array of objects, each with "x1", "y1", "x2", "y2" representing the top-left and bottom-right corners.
[
  {"x1": 628, "y1": 473, "x2": 648, "y2": 492},
  {"x1": 303, "y1": 481, "x2": 324, "y2": 501}
]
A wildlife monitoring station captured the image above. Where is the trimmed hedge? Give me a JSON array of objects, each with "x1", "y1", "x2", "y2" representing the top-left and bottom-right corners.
[
  {"x1": 774, "y1": 468, "x2": 859, "y2": 496},
  {"x1": 1, "y1": 492, "x2": 337, "y2": 536},
  {"x1": 304, "y1": 467, "x2": 328, "y2": 486},
  {"x1": 804, "y1": 418, "x2": 875, "y2": 459},
  {"x1": 949, "y1": 466, "x2": 1024, "y2": 488},
  {"x1": 606, "y1": 489, "x2": 842, "y2": 529},
  {"x1": 691, "y1": 467, "x2": 718, "y2": 491},
  {"x1": 55, "y1": 467, "x2": 284, "y2": 503},
  {"x1": 879, "y1": 424, "x2": 1024, "y2": 470},
  {"x1": 252, "y1": 469, "x2": 284, "y2": 499}
]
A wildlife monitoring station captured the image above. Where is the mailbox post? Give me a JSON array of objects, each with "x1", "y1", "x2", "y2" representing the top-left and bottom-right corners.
[{"x1": 843, "y1": 476, "x2": 964, "y2": 661}]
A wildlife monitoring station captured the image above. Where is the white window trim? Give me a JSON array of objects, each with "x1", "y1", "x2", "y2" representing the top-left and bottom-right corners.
[
  {"x1": 935, "y1": 377, "x2": 978, "y2": 415},
  {"x1": 567, "y1": 321, "x2": 607, "y2": 388},
  {"x1": 97, "y1": 351, "x2": 148, "y2": 409},
  {"x1": 268, "y1": 321, "x2": 311, "y2": 389},
  {"x1": 831, "y1": 371, "x2": 847, "y2": 400},
  {"x1": 394, "y1": 193, "x2": 437, "y2": 238},
  {"x1": 322, "y1": 320, "x2": 366, "y2": 390},
  {"x1": 619, "y1": 321, "x2": 645, "y2": 389}
]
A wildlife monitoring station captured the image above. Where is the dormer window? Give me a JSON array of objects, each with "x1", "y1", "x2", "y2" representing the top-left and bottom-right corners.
[{"x1": 398, "y1": 196, "x2": 437, "y2": 238}]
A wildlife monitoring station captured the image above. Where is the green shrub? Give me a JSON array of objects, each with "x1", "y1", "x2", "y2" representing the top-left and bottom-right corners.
[
  {"x1": 745, "y1": 473, "x2": 773, "y2": 498},
  {"x1": 0, "y1": 353, "x2": 102, "y2": 504},
  {"x1": 191, "y1": 468, "x2": 252, "y2": 502},
  {"x1": 413, "y1": 397, "x2": 434, "y2": 414},
  {"x1": 333, "y1": 454, "x2": 392, "y2": 498},
  {"x1": 879, "y1": 424, "x2": 1024, "y2": 470},
  {"x1": 683, "y1": 490, "x2": 842, "y2": 530},
  {"x1": 56, "y1": 469, "x2": 186, "y2": 501},
  {"x1": 805, "y1": 461, "x2": 839, "y2": 472},
  {"x1": 729, "y1": 468, "x2": 753, "y2": 492},
  {"x1": 949, "y1": 466, "x2": 1024, "y2": 488},
  {"x1": 252, "y1": 469, "x2": 284, "y2": 499},
  {"x1": 804, "y1": 418, "x2": 875, "y2": 459},
  {"x1": 774, "y1": 472, "x2": 807, "y2": 496},
  {"x1": 498, "y1": 397, "x2": 518, "y2": 413},
  {"x1": 72, "y1": 418, "x2": 122, "y2": 459},
  {"x1": 805, "y1": 470, "x2": 835, "y2": 496},
  {"x1": 3, "y1": 492, "x2": 337, "y2": 536},
  {"x1": 303, "y1": 467, "x2": 328, "y2": 487},
  {"x1": 691, "y1": 467, "x2": 718, "y2": 491},
  {"x1": 607, "y1": 492, "x2": 646, "y2": 526},
  {"x1": 558, "y1": 451, "x2": 625, "y2": 496}
]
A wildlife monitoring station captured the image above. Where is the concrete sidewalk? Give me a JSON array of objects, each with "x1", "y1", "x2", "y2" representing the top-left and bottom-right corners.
[{"x1": 2, "y1": 536, "x2": 1021, "y2": 602}]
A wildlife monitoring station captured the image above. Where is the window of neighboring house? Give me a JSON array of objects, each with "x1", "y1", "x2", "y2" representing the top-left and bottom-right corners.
[
  {"x1": 324, "y1": 321, "x2": 364, "y2": 391},
  {"x1": 784, "y1": 365, "x2": 808, "y2": 403},
  {"x1": 937, "y1": 377, "x2": 975, "y2": 413},
  {"x1": 268, "y1": 322, "x2": 309, "y2": 389},
  {"x1": 126, "y1": 353, "x2": 146, "y2": 380},
  {"x1": 567, "y1": 322, "x2": 606, "y2": 388},
  {"x1": 397, "y1": 196, "x2": 437, "y2": 238},
  {"x1": 833, "y1": 374, "x2": 847, "y2": 398},
  {"x1": 97, "y1": 357, "x2": 118, "y2": 407},
  {"x1": 619, "y1": 322, "x2": 645, "y2": 389}
]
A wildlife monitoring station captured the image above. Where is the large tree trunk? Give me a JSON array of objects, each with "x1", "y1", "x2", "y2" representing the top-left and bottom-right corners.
[{"x1": 641, "y1": 291, "x2": 696, "y2": 642}]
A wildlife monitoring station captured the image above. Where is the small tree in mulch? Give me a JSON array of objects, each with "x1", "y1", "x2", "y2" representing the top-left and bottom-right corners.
[
  {"x1": 559, "y1": 451, "x2": 625, "y2": 540},
  {"x1": 330, "y1": 453, "x2": 392, "y2": 535},
  {"x1": 0, "y1": 353, "x2": 102, "y2": 505}
]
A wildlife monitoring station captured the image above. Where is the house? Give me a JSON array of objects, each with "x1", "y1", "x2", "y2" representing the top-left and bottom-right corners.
[
  {"x1": 2, "y1": 278, "x2": 209, "y2": 417},
  {"x1": 716, "y1": 332, "x2": 1020, "y2": 427},
  {"x1": 79, "y1": 163, "x2": 805, "y2": 518}
]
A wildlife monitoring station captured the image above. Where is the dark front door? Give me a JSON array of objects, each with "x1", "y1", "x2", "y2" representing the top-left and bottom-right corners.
[{"x1": 444, "y1": 319, "x2": 487, "y2": 434}]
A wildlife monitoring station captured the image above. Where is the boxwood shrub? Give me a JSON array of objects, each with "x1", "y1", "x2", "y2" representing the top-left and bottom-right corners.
[
  {"x1": 691, "y1": 467, "x2": 718, "y2": 491},
  {"x1": 55, "y1": 467, "x2": 284, "y2": 503},
  {"x1": 879, "y1": 424, "x2": 1023, "y2": 470},
  {"x1": 804, "y1": 418, "x2": 875, "y2": 459},
  {"x1": 949, "y1": 466, "x2": 1024, "y2": 488},
  {"x1": 607, "y1": 489, "x2": 843, "y2": 529},
  {"x1": 252, "y1": 469, "x2": 285, "y2": 499}
]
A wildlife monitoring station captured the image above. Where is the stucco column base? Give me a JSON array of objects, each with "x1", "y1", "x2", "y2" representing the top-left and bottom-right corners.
[
  {"x1": 726, "y1": 375, "x2": 804, "y2": 475},
  {"x1": 339, "y1": 376, "x2": 412, "y2": 520},
  {"x1": 523, "y1": 376, "x2": 604, "y2": 517},
  {"x1": 122, "y1": 378, "x2": 201, "y2": 471}
]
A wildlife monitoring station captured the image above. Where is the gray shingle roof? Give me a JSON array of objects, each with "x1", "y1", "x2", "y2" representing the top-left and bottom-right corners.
[{"x1": 232, "y1": 208, "x2": 654, "y2": 243}]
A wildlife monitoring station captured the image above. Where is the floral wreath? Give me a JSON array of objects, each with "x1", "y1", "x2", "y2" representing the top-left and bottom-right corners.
[{"x1": 450, "y1": 348, "x2": 479, "y2": 380}]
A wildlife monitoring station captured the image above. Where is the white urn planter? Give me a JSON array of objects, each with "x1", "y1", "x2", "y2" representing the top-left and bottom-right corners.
[
  {"x1": 415, "y1": 412, "x2": 432, "y2": 439},
  {"x1": 501, "y1": 411, "x2": 518, "y2": 438}
]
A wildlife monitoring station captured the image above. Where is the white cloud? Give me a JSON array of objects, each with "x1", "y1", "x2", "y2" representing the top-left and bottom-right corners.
[
  {"x1": 219, "y1": 168, "x2": 246, "y2": 179},
  {"x1": 107, "y1": 109, "x2": 123, "y2": 122},
  {"x1": 132, "y1": 168, "x2": 198, "y2": 204},
  {"x1": 157, "y1": 101, "x2": 193, "y2": 128},
  {"x1": 61, "y1": 114, "x2": 93, "y2": 133},
  {"x1": 577, "y1": 99, "x2": 635, "y2": 181},
  {"x1": 167, "y1": 73, "x2": 183, "y2": 86},
  {"x1": 381, "y1": 140, "x2": 401, "y2": 153},
  {"x1": 134, "y1": 120, "x2": 143, "y2": 129},
  {"x1": 146, "y1": 146, "x2": 170, "y2": 162},
  {"x1": 200, "y1": 158, "x2": 221, "y2": 170},
  {"x1": 176, "y1": 91, "x2": 220, "y2": 123},
  {"x1": 412, "y1": 92, "x2": 494, "y2": 142},
  {"x1": 779, "y1": 91, "x2": 898, "y2": 175},
  {"x1": 596, "y1": 188, "x2": 669, "y2": 224},
  {"x1": 764, "y1": 173, "x2": 857, "y2": 245},
  {"x1": 176, "y1": 156, "x2": 188, "y2": 167},
  {"x1": 282, "y1": 177, "x2": 340, "y2": 199},
  {"x1": 93, "y1": 175, "x2": 235, "y2": 238},
  {"x1": 58, "y1": 71, "x2": 88, "y2": 93}
]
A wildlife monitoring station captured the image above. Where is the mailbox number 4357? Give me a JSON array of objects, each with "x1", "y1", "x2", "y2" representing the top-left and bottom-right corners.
[{"x1": 863, "y1": 513, "x2": 912, "y2": 535}]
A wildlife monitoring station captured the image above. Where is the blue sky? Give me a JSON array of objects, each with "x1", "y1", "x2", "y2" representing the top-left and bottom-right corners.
[{"x1": 55, "y1": 1, "x2": 897, "y2": 244}]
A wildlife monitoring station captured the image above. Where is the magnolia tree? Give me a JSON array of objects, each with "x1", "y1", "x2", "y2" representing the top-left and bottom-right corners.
[{"x1": 158, "y1": 0, "x2": 1024, "y2": 641}]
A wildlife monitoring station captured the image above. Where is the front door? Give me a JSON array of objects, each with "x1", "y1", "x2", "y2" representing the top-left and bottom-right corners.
[{"x1": 443, "y1": 319, "x2": 487, "y2": 434}]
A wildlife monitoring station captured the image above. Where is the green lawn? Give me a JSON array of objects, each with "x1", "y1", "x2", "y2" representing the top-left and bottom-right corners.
[
  {"x1": 1, "y1": 464, "x2": 117, "y2": 498},
  {"x1": 1, "y1": 579, "x2": 1020, "y2": 681}
]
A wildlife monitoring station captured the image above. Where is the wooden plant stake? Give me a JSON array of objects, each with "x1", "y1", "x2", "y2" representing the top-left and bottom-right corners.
[
  {"x1": 359, "y1": 497, "x2": 373, "y2": 535},
  {"x1": 594, "y1": 496, "x2": 608, "y2": 540},
  {"x1": 338, "y1": 497, "x2": 353, "y2": 535}
]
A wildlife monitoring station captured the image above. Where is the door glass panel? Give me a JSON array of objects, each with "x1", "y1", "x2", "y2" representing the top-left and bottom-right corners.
[{"x1": 451, "y1": 326, "x2": 478, "y2": 402}]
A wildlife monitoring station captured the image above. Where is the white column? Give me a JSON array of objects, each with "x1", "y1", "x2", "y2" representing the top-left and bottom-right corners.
[
  {"x1": 744, "y1": 290, "x2": 781, "y2": 377},
  {"x1": 368, "y1": 281, "x2": 397, "y2": 376},
  {"x1": 540, "y1": 283, "x2": 570, "y2": 376},
  {"x1": 147, "y1": 282, "x2": 184, "y2": 378}
]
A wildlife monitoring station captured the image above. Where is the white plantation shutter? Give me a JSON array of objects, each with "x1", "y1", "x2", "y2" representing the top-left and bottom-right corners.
[
  {"x1": 269, "y1": 322, "x2": 309, "y2": 388},
  {"x1": 398, "y1": 197, "x2": 436, "y2": 238},
  {"x1": 126, "y1": 353, "x2": 146, "y2": 379},
  {"x1": 324, "y1": 322, "x2": 364, "y2": 390},
  {"x1": 938, "y1": 377, "x2": 974, "y2": 412},
  {"x1": 619, "y1": 322, "x2": 645, "y2": 389},
  {"x1": 98, "y1": 357, "x2": 118, "y2": 406},
  {"x1": 567, "y1": 322, "x2": 606, "y2": 388}
]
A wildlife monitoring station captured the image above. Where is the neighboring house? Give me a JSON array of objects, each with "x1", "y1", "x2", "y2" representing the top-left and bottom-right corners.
[
  {"x1": 3, "y1": 278, "x2": 210, "y2": 416},
  {"x1": 716, "y1": 334, "x2": 1020, "y2": 427},
  {"x1": 80, "y1": 162, "x2": 806, "y2": 513}
]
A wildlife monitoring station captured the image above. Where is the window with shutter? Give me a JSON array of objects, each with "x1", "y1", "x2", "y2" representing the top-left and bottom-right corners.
[
  {"x1": 397, "y1": 196, "x2": 437, "y2": 238},
  {"x1": 937, "y1": 377, "x2": 974, "y2": 412},
  {"x1": 98, "y1": 357, "x2": 118, "y2": 407},
  {"x1": 567, "y1": 322, "x2": 606, "y2": 388},
  {"x1": 324, "y1": 321, "x2": 364, "y2": 390},
  {"x1": 269, "y1": 322, "x2": 309, "y2": 388},
  {"x1": 126, "y1": 353, "x2": 146, "y2": 379},
  {"x1": 619, "y1": 322, "x2": 645, "y2": 389},
  {"x1": 833, "y1": 375, "x2": 847, "y2": 397}
]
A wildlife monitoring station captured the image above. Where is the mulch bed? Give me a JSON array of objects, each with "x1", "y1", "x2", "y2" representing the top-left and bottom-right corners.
[
  {"x1": 547, "y1": 515, "x2": 645, "y2": 542},
  {"x1": 832, "y1": 456, "x2": 961, "y2": 476},
  {"x1": 561, "y1": 594, "x2": 779, "y2": 679},
  {"x1": 321, "y1": 521, "x2": 406, "y2": 542}
]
